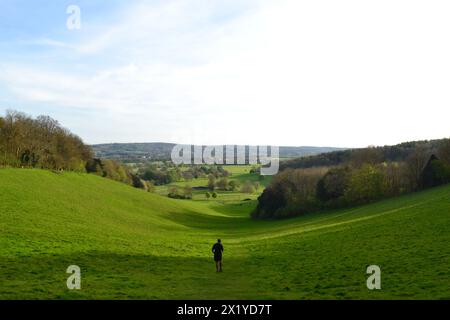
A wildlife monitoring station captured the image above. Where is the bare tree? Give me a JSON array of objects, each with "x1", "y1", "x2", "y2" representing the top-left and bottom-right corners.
[{"x1": 405, "y1": 145, "x2": 429, "y2": 190}]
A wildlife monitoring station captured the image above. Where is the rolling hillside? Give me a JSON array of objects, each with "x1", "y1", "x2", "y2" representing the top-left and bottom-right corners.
[{"x1": 1, "y1": 168, "x2": 449, "y2": 299}]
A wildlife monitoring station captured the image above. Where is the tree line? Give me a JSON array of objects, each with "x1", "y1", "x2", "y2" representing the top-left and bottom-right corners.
[
  {"x1": 0, "y1": 110, "x2": 150, "y2": 190},
  {"x1": 0, "y1": 110, "x2": 92, "y2": 170},
  {"x1": 279, "y1": 139, "x2": 450, "y2": 171},
  {"x1": 137, "y1": 162, "x2": 230, "y2": 186},
  {"x1": 253, "y1": 140, "x2": 450, "y2": 219}
]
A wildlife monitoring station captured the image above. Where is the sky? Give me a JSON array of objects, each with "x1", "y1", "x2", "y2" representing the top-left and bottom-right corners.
[{"x1": 0, "y1": 0, "x2": 449, "y2": 147}]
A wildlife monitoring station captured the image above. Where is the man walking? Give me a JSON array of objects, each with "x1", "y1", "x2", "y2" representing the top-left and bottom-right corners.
[{"x1": 212, "y1": 239, "x2": 224, "y2": 272}]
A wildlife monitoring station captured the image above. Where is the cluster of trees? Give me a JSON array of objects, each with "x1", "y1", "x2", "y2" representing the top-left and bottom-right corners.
[
  {"x1": 139, "y1": 163, "x2": 229, "y2": 186},
  {"x1": 140, "y1": 163, "x2": 180, "y2": 185},
  {"x1": 253, "y1": 141, "x2": 450, "y2": 219},
  {"x1": 167, "y1": 185, "x2": 193, "y2": 199},
  {"x1": 205, "y1": 191, "x2": 218, "y2": 199},
  {"x1": 253, "y1": 167, "x2": 327, "y2": 219},
  {"x1": 206, "y1": 175, "x2": 260, "y2": 193},
  {"x1": 0, "y1": 110, "x2": 92, "y2": 170},
  {"x1": 280, "y1": 139, "x2": 450, "y2": 171},
  {"x1": 85, "y1": 158, "x2": 154, "y2": 191},
  {"x1": 0, "y1": 110, "x2": 152, "y2": 192},
  {"x1": 182, "y1": 165, "x2": 229, "y2": 181},
  {"x1": 240, "y1": 180, "x2": 260, "y2": 194}
]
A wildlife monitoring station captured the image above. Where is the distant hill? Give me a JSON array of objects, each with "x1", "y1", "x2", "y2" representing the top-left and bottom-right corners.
[
  {"x1": 92, "y1": 143, "x2": 176, "y2": 161},
  {"x1": 280, "y1": 138, "x2": 450, "y2": 171},
  {"x1": 92, "y1": 143, "x2": 346, "y2": 162}
]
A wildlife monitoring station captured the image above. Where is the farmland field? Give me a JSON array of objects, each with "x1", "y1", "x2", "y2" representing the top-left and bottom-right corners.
[
  {"x1": 154, "y1": 165, "x2": 271, "y2": 201},
  {"x1": 1, "y1": 168, "x2": 450, "y2": 299}
]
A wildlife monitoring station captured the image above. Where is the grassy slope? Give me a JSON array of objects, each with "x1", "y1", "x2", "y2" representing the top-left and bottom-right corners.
[{"x1": 0, "y1": 168, "x2": 449, "y2": 299}]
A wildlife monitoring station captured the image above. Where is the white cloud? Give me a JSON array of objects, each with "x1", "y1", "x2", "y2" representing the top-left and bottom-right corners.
[{"x1": 1, "y1": 0, "x2": 450, "y2": 146}]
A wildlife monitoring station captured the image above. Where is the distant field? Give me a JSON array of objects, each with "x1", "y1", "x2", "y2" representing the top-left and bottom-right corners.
[
  {"x1": 1, "y1": 168, "x2": 450, "y2": 299},
  {"x1": 155, "y1": 165, "x2": 271, "y2": 201}
]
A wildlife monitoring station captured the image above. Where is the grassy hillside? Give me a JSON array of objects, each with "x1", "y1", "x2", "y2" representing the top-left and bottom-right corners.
[{"x1": 1, "y1": 168, "x2": 449, "y2": 299}]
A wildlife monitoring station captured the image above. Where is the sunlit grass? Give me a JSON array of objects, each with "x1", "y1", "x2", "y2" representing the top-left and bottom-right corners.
[{"x1": 1, "y1": 168, "x2": 449, "y2": 299}]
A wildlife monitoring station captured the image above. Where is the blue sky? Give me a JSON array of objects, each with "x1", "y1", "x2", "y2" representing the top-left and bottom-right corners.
[{"x1": 1, "y1": 0, "x2": 449, "y2": 146}]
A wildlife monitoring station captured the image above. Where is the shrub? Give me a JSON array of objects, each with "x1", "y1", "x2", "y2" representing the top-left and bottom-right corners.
[
  {"x1": 241, "y1": 181, "x2": 255, "y2": 194},
  {"x1": 316, "y1": 167, "x2": 351, "y2": 202},
  {"x1": 344, "y1": 164, "x2": 385, "y2": 204},
  {"x1": 216, "y1": 178, "x2": 229, "y2": 191},
  {"x1": 208, "y1": 174, "x2": 216, "y2": 191},
  {"x1": 183, "y1": 185, "x2": 193, "y2": 199},
  {"x1": 228, "y1": 180, "x2": 239, "y2": 191},
  {"x1": 146, "y1": 181, "x2": 155, "y2": 193}
]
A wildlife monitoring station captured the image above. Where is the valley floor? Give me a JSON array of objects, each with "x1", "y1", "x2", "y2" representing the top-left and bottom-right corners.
[{"x1": 1, "y1": 169, "x2": 449, "y2": 299}]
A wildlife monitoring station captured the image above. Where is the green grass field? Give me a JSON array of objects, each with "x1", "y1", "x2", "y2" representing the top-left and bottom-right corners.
[
  {"x1": 155, "y1": 165, "x2": 271, "y2": 201},
  {"x1": 1, "y1": 168, "x2": 449, "y2": 299}
]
